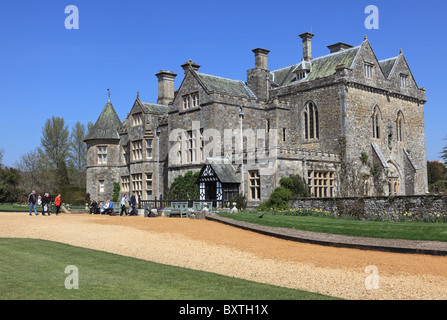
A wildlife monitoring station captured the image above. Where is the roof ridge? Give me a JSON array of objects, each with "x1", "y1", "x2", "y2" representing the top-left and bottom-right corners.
[{"x1": 196, "y1": 72, "x2": 242, "y2": 82}]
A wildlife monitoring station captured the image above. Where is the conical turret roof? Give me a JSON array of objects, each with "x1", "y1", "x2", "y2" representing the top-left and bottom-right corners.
[{"x1": 84, "y1": 100, "x2": 122, "y2": 142}]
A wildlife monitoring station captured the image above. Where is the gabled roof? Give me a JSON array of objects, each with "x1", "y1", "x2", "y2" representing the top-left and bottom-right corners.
[
  {"x1": 271, "y1": 45, "x2": 361, "y2": 86},
  {"x1": 197, "y1": 158, "x2": 240, "y2": 184},
  {"x1": 379, "y1": 56, "x2": 399, "y2": 79},
  {"x1": 84, "y1": 100, "x2": 122, "y2": 142},
  {"x1": 140, "y1": 101, "x2": 169, "y2": 114},
  {"x1": 196, "y1": 73, "x2": 257, "y2": 99}
]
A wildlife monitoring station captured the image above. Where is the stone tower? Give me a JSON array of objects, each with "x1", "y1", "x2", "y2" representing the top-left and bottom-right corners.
[{"x1": 84, "y1": 98, "x2": 122, "y2": 202}]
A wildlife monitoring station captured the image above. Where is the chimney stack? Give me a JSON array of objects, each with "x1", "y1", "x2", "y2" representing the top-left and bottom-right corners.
[
  {"x1": 181, "y1": 59, "x2": 201, "y2": 75},
  {"x1": 155, "y1": 70, "x2": 177, "y2": 105},
  {"x1": 247, "y1": 48, "x2": 270, "y2": 100},
  {"x1": 299, "y1": 32, "x2": 315, "y2": 62},
  {"x1": 252, "y1": 48, "x2": 270, "y2": 70},
  {"x1": 327, "y1": 42, "x2": 353, "y2": 54}
]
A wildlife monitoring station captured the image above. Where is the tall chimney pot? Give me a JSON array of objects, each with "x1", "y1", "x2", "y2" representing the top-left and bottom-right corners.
[
  {"x1": 252, "y1": 48, "x2": 270, "y2": 70},
  {"x1": 155, "y1": 70, "x2": 177, "y2": 105},
  {"x1": 299, "y1": 32, "x2": 315, "y2": 62}
]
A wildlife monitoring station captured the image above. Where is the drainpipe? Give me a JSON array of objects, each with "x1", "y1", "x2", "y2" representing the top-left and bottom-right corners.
[{"x1": 239, "y1": 107, "x2": 245, "y2": 197}]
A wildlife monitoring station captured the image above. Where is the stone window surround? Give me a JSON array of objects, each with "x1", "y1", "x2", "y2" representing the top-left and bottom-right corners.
[
  {"x1": 400, "y1": 74, "x2": 409, "y2": 88},
  {"x1": 98, "y1": 180, "x2": 105, "y2": 194},
  {"x1": 121, "y1": 176, "x2": 130, "y2": 192},
  {"x1": 307, "y1": 170, "x2": 334, "y2": 198},
  {"x1": 396, "y1": 111, "x2": 405, "y2": 142},
  {"x1": 132, "y1": 112, "x2": 143, "y2": 126},
  {"x1": 146, "y1": 139, "x2": 153, "y2": 159},
  {"x1": 363, "y1": 62, "x2": 375, "y2": 79},
  {"x1": 372, "y1": 106, "x2": 381, "y2": 139},
  {"x1": 182, "y1": 92, "x2": 200, "y2": 111},
  {"x1": 97, "y1": 146, "x2": 107, "y2": 165},
  {"x1": 249, "y1": 170, "x2": 261, "y2": 200},
  {"x1": 303, "y1": 101, "x2": 319, "y2": 142},
  {"x1": 132, "y1": 140, "x2": 143, "y2": 161}
]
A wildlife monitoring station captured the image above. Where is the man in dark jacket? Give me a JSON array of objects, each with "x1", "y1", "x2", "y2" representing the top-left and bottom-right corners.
[
  {"x1": 129, "y1": 192, "x2": 137, "y2": 215},
  {"x1": 28, "y1": 190, "x2": 39, "y2": 216}
]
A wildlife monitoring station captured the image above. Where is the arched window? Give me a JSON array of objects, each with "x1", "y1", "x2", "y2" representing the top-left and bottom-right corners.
[
  {"x1": 396, "y1": 111, "x2": 404, "y2": 142},
  {"x1": 304, "y1": 102, "x2": 319, "y2": 141},
  {"x1": 372, "y1": 106, "x2": 381, "y2": 139}
]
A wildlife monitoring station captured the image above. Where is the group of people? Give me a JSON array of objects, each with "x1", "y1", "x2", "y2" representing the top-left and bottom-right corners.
[
  {"x1": 88, "y1": 191, "x2": 138, "y2": 216},
  {"x1": 28, "y1": 190, "x2": 62, "y2": 216}
]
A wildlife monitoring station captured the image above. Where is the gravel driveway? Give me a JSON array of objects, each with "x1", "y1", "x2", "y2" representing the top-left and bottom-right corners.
[{"x1": 1, "y1": 212, "x2": 446, "y2": 300}]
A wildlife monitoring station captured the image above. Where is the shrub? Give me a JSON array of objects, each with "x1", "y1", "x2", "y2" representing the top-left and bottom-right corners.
[
  {"x1": 258, "y1": 187, "x2": 292, "y2": 211},
  {"x1": 229, "y1": 193, "x2": 247, "y2": 211},
  {"x1": 280, "y1": 175, "x2": 310, "y2": 199}
]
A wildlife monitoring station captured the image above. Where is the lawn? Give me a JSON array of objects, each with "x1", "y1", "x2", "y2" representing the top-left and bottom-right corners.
[
  {"x1": 0, "y1": 238, "x2": 337, "y2": 300},
  {"x1": 219, "y1": 212, "x2": 447, "y2": 242},
  {"x1": 0, "y1": 203, "x2": 31, "y2": 212}
]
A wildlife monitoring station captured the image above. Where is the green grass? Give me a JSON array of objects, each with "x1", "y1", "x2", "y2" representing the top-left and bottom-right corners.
[
  {"x1": 219, "y1": 212, "x2": 447, "y2": 242},
  {"x1": 0, "y1": 203, "x2": 31, "y2": 212},
  {"x1": 0, "y1": 238, "x2": 337, "y2": 300}
]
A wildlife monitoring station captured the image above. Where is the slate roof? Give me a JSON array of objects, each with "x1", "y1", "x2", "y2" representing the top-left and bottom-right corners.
[
  {"x1": 196, "y1": 73, "x2": 257, "y2": 99},
  {"x1": 202, "y1": 158, "x2": 240, "y2": 184},
  {"x1": 379, "y1": 56, "x2": 398, "y2": 79},
  {"x1": 140, "y1": 102, "x2": 169, "y2": 114},
  {"x1": 271, "y1": 45, "x2": 360, "y2": 86},
  {"x1": 84, "y1": 101, "x2": 122, "y2": 141}
]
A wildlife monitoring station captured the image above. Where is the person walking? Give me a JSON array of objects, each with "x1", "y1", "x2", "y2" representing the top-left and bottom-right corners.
[
  {"x1": 41, "y1": 193, "x2": 50, "y2": 216},
  {"x1": 28, "y1": 190, "x2": 39, "y2": 216},
  {"x1": 129, "y1": 192, "x2": 137, "y2": 216},
  {"x1": 54, "y1": 193, "x2": 61, "y2": 215},
  {"x1": 120, "y1": 194, "x2": 128, "y2": 216}
]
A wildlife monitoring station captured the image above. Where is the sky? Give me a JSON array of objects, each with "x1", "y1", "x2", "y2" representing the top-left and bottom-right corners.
[{"x1": 0, "y1": 0, "x2": 446, "y2": 167}]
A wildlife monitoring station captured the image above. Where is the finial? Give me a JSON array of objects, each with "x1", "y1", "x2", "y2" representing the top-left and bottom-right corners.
[
  {"x1": 107, "y1": 88, "x2": 111, "y2": 102},
  {"x1": 399, "y1": 48, "x2": 403, "y2": 54},
  {"x1": 364, "y1": 35, "x2": 368, "y2": 41},
  {"x1": 137, "y1": 91, "x2": 140, "y2": 99}
]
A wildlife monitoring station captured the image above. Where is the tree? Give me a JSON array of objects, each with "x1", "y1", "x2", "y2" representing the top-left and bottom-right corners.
[
  {"x1": 38, "y1": 116, "x2": 70, "y2": 171},
  {"x1": 68, "y1": 122, "x2": 88, "y2": 187},
  {"x1": 441, "y1": 136, "x2": 447, "y2": 163},
  {"x1": 279, "y1": 175, "x2": 310, "y2": 199},
  {"x1": 0, "y1": 166, "x2": 22, "y2": 203},
  {"x1": 166, "y1": 171, "x2": 200, "y2": 200}
]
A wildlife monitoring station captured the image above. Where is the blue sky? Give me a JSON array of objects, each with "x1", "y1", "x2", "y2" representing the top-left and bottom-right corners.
[{"x1": 0, "y1": 0, "x2": 446, "y2": 166}]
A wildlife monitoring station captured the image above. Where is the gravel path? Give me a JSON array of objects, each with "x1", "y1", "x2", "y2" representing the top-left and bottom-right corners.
[{"x1": 1, "y1": 212, "x2": 447, "y2": 300}]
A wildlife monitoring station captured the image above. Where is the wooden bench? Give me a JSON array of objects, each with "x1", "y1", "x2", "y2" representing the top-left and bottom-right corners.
[{"x1": 164, "y1": 202, "x2": 189, "y2": 218}]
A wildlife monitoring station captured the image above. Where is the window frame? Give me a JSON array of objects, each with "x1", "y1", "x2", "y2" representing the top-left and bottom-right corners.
[
  {"x1": 249, "y1": 170, "x2": 261, "y2": 201},
  {"x1": 303, "y1": 101, "x2": 319, "y2": 141},
  {"x1": 97, "y1": 146, "x2": 107, "y2": 165}
]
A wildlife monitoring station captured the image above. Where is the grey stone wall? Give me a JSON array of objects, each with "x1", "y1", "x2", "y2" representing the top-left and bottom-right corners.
[{"x1": 290, "y1": 195, "x2": 447, "y2": 220}]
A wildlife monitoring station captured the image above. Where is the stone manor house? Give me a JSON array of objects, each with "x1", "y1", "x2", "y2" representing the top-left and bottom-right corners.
[{"x1": 84, "y1": 33, "x2": 428, "y2": 207}]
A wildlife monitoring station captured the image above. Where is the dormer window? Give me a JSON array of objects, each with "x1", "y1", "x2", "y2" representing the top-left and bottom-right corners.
[
  {"x1": 132, "y1": 113, "x2": 142, "y2": 126},
  {"x1": 291, "y1": 71, "x2": 308, "y2": 82},
  {"x1": 182, "y1": 92, "x2": 199, "y2": 110},
  {"x1": 400, "y1": 74, "x2": 408, "y2": 88},
  {"x1": 364, "y1": 63, "x2": 374, "y2": 79}
]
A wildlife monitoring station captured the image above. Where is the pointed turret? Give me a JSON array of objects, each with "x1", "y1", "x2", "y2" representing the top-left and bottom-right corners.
[{"x1": 84, "y1": 100, "x2": 122, "y2": 142}]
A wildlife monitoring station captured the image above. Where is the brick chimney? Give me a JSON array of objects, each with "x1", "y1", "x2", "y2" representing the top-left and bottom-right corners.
[
  {"x1": 299, "y1": 32, "x2": 315, "y2": 61},
  {"x1": 247, "y1": 48, "x2": 270, "y2": 100},
  {"x1": 155, "y1": 70, "x2": 177, "y2": 105}
]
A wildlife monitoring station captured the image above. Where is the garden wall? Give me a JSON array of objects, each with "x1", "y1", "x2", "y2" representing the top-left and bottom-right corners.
[{"x1": 289, "y1": 195, "x2": 447, "y2": 220}]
